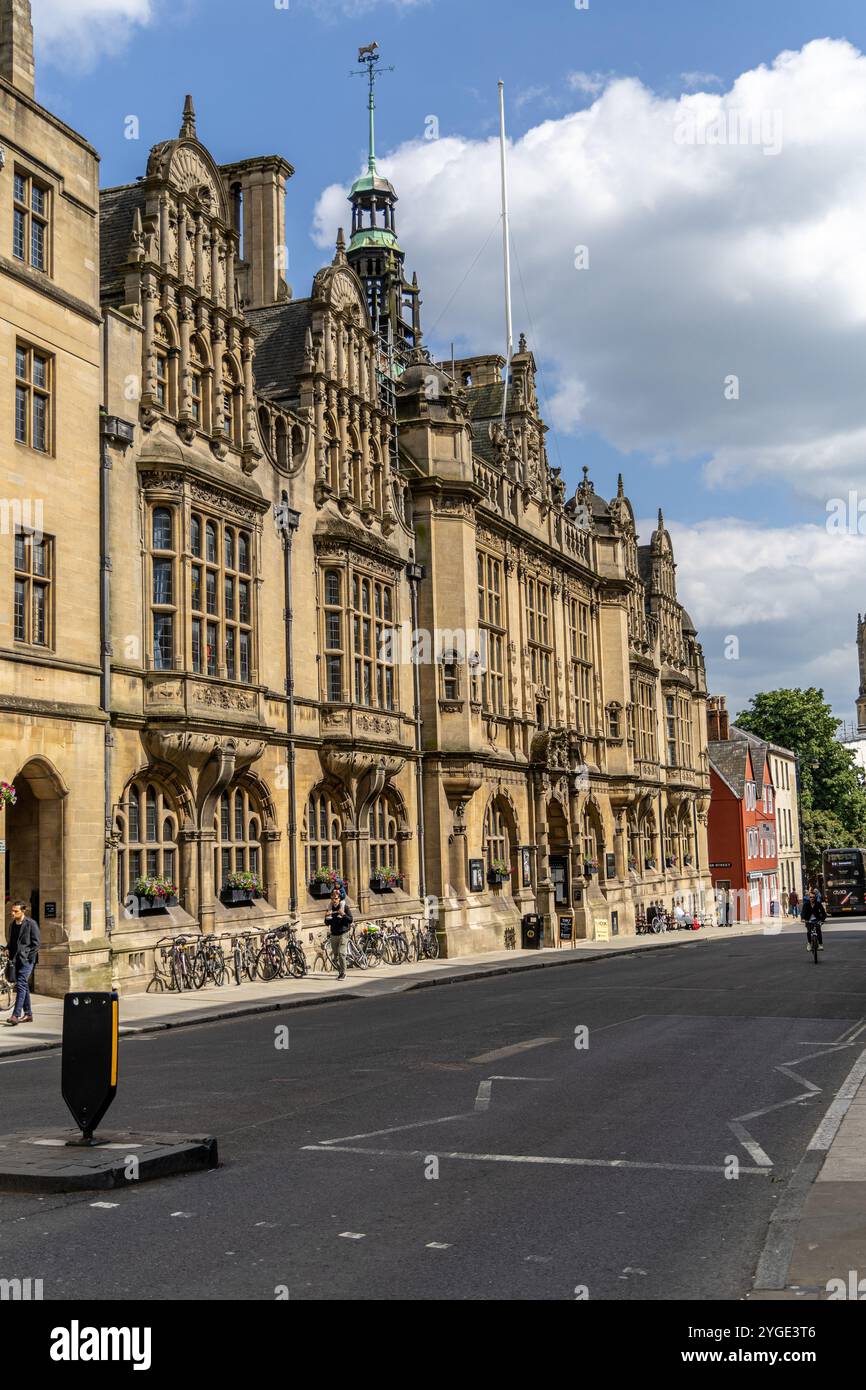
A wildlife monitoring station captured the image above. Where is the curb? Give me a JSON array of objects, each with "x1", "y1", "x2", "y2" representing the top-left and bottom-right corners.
[{"x1": 0, "y1": 926, "x2": 765, "y2": 1060}]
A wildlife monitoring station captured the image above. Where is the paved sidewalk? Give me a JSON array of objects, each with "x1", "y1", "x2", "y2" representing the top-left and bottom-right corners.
[
  {"x1": 751, "y1": 1035, "x2": 866, "y2": 1301},
  {"x1": 0, "y1": 919, "x2": 788, "y2": 1059}
]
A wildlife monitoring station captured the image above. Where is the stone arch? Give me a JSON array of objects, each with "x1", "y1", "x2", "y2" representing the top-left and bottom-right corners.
[
  {"x1": 5, "y1": 757, "x2": 69, "y2": 949},
  {"x1": 124, "y1": 759, "x2": 194, "y2": 832}
]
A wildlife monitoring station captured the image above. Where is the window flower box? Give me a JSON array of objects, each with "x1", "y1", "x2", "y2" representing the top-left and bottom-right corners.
[
  {"x1": 132, "y1": 875, "x2": 178, "y2": 914},
  {"x1": 487, "y1": 859, "x2": 511, "y2": 887},
  {"x1": 0, "y1": 781, "x2": 17, "y2": 810},
  {"x1": 683, "y1": 855, "x2": 693, "y2": 867},
  {"x1": 370, "y1": 867, "x2": 403, "y2": 893},
  {"x1": 308, "y1": 868, "x2": 347, "y2": 899},
  {"x1": 221, "y1": 870, "x2": 261, "y2": 906},
  {"x1": 645, "y1": 858, "x2": 657, "y2": 871},
  {"x1": 665, "y1": 856, "x2": 677, "y2": 869},
  {"x1": 583, "y1": 860, "x2": 598, "y2": 878}
]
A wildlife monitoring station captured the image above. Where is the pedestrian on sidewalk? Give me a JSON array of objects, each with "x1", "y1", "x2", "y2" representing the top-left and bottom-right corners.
[
  {"x1": 801, "y1": 889, "x2": 825, "y2": 951},
  {"x1": 788, "y1": 890, "x2": 799, "y2": 918},
  {"x1": 324, "y1": 887, "x2": 352, "y2": 981},
  {"x1": 5, "y1": 901, "x2": 40, "y2": 1026}
]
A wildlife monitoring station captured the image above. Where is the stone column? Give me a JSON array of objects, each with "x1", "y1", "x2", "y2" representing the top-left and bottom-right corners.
[
  {"x1": 178, "y1": 300, "x2": 193, "y2": 419},
  {"x1": 178, "y1": 829, "x2": 198, "y2": 921},
  {"x1": 211, "y1": 229, "x2": 221, "y2": 306},
  {"x1": 448, "y1": 801, "x2": 469, "y2": 900},
  {"x1": 225, "y1": 234, "x2": 236, "y2": 313},
  {"x1": 198, "y1": 828, "x2": 217, "y2": 936},
  {"x1": 613, "y1": 809, "x2": 627, "y2": 880},
  {"x1": 177, "y1": 204, "x2": 187, "y2": 284},
  {"x1": 158, "y1": 194, "x2": 169, "y2": 269},
  {"x1": 262, "y1": 829, "x2": 281, "y2": 909}
]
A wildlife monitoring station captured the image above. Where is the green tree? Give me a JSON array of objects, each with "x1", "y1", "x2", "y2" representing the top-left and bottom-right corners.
[{"x1": 734, "y1": 687, "x2": 866, "y2": 875}]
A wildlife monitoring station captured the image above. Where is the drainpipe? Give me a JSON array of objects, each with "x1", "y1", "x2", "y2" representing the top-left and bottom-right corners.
[
  {"x1": 277, "y1": 501, "x2": 301, "y2": 912},
  {"x1": 99, "y1": 410, "x2": 135, "y2": 941},
  {"x1": 406, "y1": 561, "x2": 427, "y2": 900}
]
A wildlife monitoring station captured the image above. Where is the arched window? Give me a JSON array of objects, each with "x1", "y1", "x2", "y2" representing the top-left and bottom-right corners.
[
  {"x1": 221, "y1": 355, "x2": 242, "y2": 446},
  {"x1": 305, "y1": 790, "x2": 343, "y2": 882},
  {"x1": 150, "y1": 506, "x2": 176, "y2": 670},
  {"x1": 368, "y1": 794, "x2": 398, "y2": 875},
  {"x1": 641, "y1": 814, "x2": 657, "y2": 869},
  {"x1": 581, "y1": 805, "x2": 601, "y2": 870},
  {"x1": 323, "y1": 568, "x2": 344, "y2": 703},
  {"x1": 275, "y1": 417, "x2": 289, "y2": 469},
  {"x1": 214, "y1": 785, "x2": 262, "y2": 892},
  {"x1": 189, "y1": 335, "x2": 208, "y2": 429},
  {"x1": 154, "y1": 316, "x2": 174, "y2": 413},
  {"x1": 116, "y1": 778, "x2": 179, "y2": 902},
  {"x1": 483, "y1": 798, "x2": 513, "y2": 881}
]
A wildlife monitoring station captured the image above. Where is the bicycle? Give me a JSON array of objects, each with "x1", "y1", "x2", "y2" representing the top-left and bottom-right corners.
[
  {"x1": 358, "y1": 922, "x2": 384, "y2": 967},
  {"x1": 0, "y1": 944, "x2": 13, "y2": 1011},
  {"x1": 256, "y1": 930, "x2": 285, "y2": 982},
  {"x1": 381, "y1": 919, "x2": 410, "y2": 964},
  {"x1": 191, "y1": 935, "x2": 227, "y2": 989},
  {"x1": 807, "y1": 920, "x2": 822, "y2": 964},
  {"x1": 280, "y1": 924, "x2": 308, "y2": 979},
  {"x1": 231, "y1": 931, "x2": 260, "y2": 985},
  {"x1": 345, "y1": 928, "x2": 369, "y2": 970},
  {"x1": 313, "y1": 932, "x2": 337, "y2": 974}
]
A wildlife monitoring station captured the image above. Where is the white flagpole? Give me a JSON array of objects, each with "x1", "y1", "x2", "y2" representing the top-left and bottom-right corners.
[{"x1": 499, "y1": 80, "x2": 513, "y2": 427}]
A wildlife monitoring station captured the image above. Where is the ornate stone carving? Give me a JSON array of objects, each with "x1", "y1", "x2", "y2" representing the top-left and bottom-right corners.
[{"x1": 194, "y1": 684, "x2": 256, "y2": 712}]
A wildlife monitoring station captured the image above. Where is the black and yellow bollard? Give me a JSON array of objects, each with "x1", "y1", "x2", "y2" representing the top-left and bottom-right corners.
[{"x1": 61, "y1": 992, "x2": 119, "y2": 1146}]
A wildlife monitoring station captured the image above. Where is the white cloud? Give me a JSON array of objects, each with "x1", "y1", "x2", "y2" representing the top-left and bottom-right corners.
[
  {"x1": 680, "y1": 71, "x2": 723, "y2": 91},
  {"x1": 31, "y1": 0, "x2": 155, "y2": 67},
  {"x1": 313, "y1": 38, "x2": 866, "y2": 504},
  {"x1": 646, "y1": 517, "x2": 866, "y2": 717},
  {"x1": 567, "y1": 70, "x2": 616, "y2": 97}
]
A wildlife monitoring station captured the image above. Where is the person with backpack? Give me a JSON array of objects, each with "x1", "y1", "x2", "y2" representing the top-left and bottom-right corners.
[
  {"x1": 801, "y1": 889, "x2": 826, "y2": 951},
  {"x1": 324, "y1": 887, "x2": 353, "y2": 980}
]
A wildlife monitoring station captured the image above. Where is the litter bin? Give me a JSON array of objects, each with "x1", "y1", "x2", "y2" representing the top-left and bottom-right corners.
[{"x1": 521, "y1": 913, "x2": 543, "y2": 949}]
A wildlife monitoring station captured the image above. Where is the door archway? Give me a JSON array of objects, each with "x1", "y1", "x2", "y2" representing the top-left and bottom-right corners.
[{"x1": 4, "y1": 758, "x2": 68, "y2": 957}]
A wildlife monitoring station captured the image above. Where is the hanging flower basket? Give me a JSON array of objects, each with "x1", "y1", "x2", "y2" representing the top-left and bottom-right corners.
[
  {"x1": 308, "y1": 866, "x2": 347, "y2": 899},
  {"x1": 132, "y1": 875, "x2": 178, "y2": 913},
  {"x1": 487, "y1": 858, "x2": 511, "y2": 886},
  {"x1": 0, "y1": 781, "x2": 17, "y2": 810},
  {"x1": 221, "y1": 870, "x2": 261, "y2": 905},
  {"x1": 645, "y1": 857, "x2": 657, "y2": 870},
  {"x1": 583, "y1": 860, "x2": 598, "y2": 877},
  {"x1": 684, "y1": 855, "x2": 693, "y2": 867},
  {"x1": 666, "y1": 856, "x2": 677, "y2": 869}
]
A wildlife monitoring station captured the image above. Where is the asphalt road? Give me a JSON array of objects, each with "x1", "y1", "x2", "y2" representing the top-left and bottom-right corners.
[{"x1": 2, "y1": 925, "x2": 866, "y2": 1301}]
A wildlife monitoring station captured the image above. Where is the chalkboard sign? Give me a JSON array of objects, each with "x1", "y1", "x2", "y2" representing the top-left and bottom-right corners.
[{"x1": 559, "y1": 915, "x2": 574, "y2": 941}]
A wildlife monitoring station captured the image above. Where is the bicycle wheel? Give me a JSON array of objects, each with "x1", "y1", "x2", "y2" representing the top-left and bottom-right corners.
[
  {"x1": 425, "y1": 930, "x2": 440, "y2": 960},
  {"x1": 209, "y1": 955, "x2": 226, "y2": 988},
  {"x1": 363, "y1": 939, "x2": 380, "y2": 969},
  {"x1": 232, "y1": 945, "x2": 242, "y2": 986},
  {"x1": 192, "y1": 953, "x2": 207, "y2": 990},
  {"x1": 288, "y1": 944, "x2": 307, "y2": 979},
  {"x1": 257, "y1": 944, "x2": 283, "y2": 981},
  {"x1": 244, "y1": 945, "x2": 258, "y2": 982},
  {"x1": 812, "y1": 932, "x2": 819, "y2": 964}
]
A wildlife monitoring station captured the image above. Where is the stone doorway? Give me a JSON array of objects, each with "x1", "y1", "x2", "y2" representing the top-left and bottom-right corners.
[{"x1": 3, "y1": 759, "x2": 67, "y2": 990}]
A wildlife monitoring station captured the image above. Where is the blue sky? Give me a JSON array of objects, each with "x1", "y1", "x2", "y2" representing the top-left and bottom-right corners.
[{"x1": 29, "y1": 0, "x2": 866, "y2": 719}]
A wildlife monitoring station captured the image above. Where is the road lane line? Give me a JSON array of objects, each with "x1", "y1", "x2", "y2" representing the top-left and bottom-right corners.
[
  {"x1": 469, "y1": 1037, "x2": 559, "y2": 1064},
  {"x1": 808, "y1": 1044, "x2": 866, "y2": 1151},
  {"x1": 301, "y1": 1143, "x2": 771, "y2": 1177},
  {"x1": 318, "y1": 1112, "x2": 475, "y2": 1146}
]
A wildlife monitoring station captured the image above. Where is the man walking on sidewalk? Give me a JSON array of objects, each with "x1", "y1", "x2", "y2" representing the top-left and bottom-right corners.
[
  {"x1": 324, "y1": 888, "x2": 352, "y2": 981},
  {"x1": 5, "y1": 901, "x2": 40, "y2": 1025}
]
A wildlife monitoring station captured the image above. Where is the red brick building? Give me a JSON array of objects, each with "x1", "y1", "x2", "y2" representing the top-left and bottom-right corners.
[{"x1": 707, "y1": 697, "x2": 779, "y2": 923}]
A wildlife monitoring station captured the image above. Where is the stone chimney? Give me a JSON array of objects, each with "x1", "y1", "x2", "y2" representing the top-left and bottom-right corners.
[
  {"x1": 707, "y1": 694, "x2": 730, "y2": 741},
  {"x1": 220, "y1": 155, "x2": 294, "y2": 309},
  {"x1": 0, "y1": 0, "x2": 35, "y2": 99}
]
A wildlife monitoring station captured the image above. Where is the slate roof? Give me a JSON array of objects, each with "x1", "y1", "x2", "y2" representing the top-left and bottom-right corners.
[
  {"x1": 100, "y1": 183, "x2": 146, "y2": 304},
  {"x1": 245, "y1": 300, "x2": 313, "y2": 404},
  {"x1": 708, "y1": 739, "x2": 751, "y2": 799},
  {"x1": 729, "y1": 725, "x2": 774, "y2": 793}
]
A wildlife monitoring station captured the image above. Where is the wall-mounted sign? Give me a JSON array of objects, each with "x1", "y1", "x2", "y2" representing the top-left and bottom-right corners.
[
  {"x1": 44, "y1": 902, "x2": 57, "y2": 919},
  {"x1": 468, "y1": 859, "x2": 484, "y2": 893},
  {"x1": 605, "y1": 853, "x2": 616, "y2": 881},
  {"x1": 710, "y1": 862, "x2": 732, "y2": 869},
  {"x1": 83, "y1": 901, "x2": 92, "y2": 932},
  {"x1": 521, "y1": 847, "x2": 533, "y2": 888},
  {"x1": 594, "y1": 917, "x2": 610, "y2": 942},
  {"x1": 611, "y1": 910, "x2": 619, "y2": 936}
]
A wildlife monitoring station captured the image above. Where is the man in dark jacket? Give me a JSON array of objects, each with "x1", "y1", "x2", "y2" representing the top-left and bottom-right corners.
[
  {"x1": 324, "y1": 888, "x2": 352, "y2": 981},
  {"x1": 6, "y1": 901, "x2": 40, "y2": 1024},
  {"x1": 801, "y1": 890, "x2": 826, "y2": 951}
]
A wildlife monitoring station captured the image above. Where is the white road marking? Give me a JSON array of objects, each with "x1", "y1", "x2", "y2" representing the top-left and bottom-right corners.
[
  {"x1": 426, "y1": 1242, "x2": 451, "y2": 1249},
  {"x1": 319, "y1": 1112, "x2": 475, "y2": 1146},
  {"x1": 171, "y1": 1211, "x2": 193, "y2": 1218},
  {"x1": 90, "y1": 1201, "x2": 118, "y2": 1209},
  {"x1": 808, "y1": 1044, "x2": 866, "y2": 1151},
  {"x1": 29, "y1": 1139, "x2": 67, "y2": 1147},
  {"x1": 339, "y1": 1231, "x2": 366, "y2": 1240},
  {"x1": 474, "y1": 1075, "x2": 551, "y2": 1112},
  {"x1": 302, "y1": 1143, "x2": 771, "y2": 1176},
  {"x1": 469, "y1": 1037, "x2": 559, "y2": 1064},
  {"x1": 727, "y1": 1045, "x2": 850, "y2": 1167}
]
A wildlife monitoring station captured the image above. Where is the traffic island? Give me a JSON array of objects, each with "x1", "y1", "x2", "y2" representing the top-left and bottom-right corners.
[{"x1": 0, "y1": 1130, "x2": 218, "y2": 1193}]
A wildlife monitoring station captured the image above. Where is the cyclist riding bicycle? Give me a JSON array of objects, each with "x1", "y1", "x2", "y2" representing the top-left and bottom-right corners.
[{"x1": 801, "y1": 889, "x2": 826, "y2": 951}]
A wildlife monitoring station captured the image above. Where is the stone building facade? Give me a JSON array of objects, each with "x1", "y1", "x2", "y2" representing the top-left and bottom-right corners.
[{"x1": 1, "y1": 9, "x2": 715, "y2": 993}]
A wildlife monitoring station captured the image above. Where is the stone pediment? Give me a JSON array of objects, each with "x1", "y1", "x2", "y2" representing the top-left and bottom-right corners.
[{"x1": 137, "y1": 428, "x2": 268, "y2": 519}]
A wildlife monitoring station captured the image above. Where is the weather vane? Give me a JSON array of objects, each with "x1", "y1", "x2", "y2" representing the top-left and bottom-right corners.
[{"x1": 351, "y1": 42, "x2": 395, "y2": 173}]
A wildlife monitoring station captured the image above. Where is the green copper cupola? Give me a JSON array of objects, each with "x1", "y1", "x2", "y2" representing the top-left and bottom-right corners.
[{"x1": 347, "y1": 43, "x2": 420, "y2": 355}]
